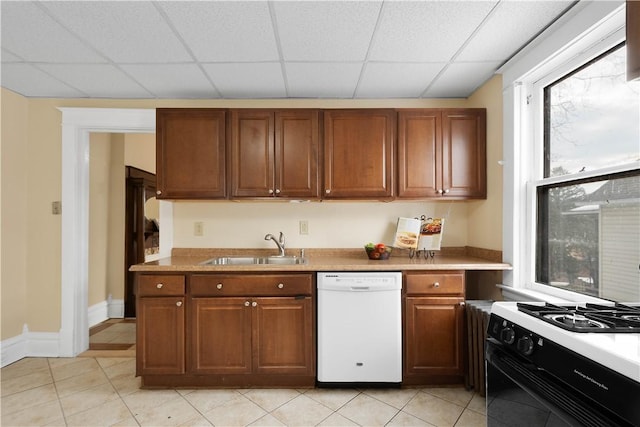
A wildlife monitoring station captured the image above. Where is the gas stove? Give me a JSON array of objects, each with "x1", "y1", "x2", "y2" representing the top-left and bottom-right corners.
[
  {"x1": 487, "y1": 301, "x2": 640, "y2": 427},
  {"x1": 517, "y1": 302, "x2": 640, "y2": 333}
]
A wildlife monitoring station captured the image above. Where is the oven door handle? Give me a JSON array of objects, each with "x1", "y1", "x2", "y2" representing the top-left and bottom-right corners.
[{"x1": 486, "y1": 341, "x2": 628, "y2": 427}]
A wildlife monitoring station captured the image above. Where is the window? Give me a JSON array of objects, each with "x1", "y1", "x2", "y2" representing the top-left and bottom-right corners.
[{"x1": 536, "y1": 44, "x2": 640, "y2": 301}]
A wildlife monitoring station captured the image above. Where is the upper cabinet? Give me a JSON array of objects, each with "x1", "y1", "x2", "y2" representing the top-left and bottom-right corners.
[
  {"x1": 323, "y1": 109, "x2": 396, "y2": 199},
  {"x1": 397, "y1": 109, "x2": 486, "y2": 199},
  {"x1": 628, "y1": 0, "x2": 640, "y2": 81},
  {"x1": 156, "y1": 109, "x2": 227, "y2": 199},
  {"x1": 230, "y1": 110, "x2": 320, "y2": 199}
]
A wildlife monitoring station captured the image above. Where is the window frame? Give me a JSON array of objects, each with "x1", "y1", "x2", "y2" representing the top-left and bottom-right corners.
[{"x1": 500, "y1": 1, "x2": 637, "y2": 303}]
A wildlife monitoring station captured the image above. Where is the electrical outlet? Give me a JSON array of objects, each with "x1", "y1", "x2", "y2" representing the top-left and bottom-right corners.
[
  {"x1": 299, "y1": 220, "x2": 309, "y2": 235},
  {"x1": 194, "y1": 221, "x2": 204, "y2": 236},
  {"x1": 52, "y1": 201, "x2": 62, "y2": 215}
]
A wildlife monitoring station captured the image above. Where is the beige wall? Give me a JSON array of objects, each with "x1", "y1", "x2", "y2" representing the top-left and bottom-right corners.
[
  {"x1": 124, "y1": 133, "x2": 156, "y2": 174},
  {"x1": 1, "y1": 89, "x2": 29, "y2": 338},
  {"x1": 0, "y1": 85, "x2": 503, "y2": 340}
]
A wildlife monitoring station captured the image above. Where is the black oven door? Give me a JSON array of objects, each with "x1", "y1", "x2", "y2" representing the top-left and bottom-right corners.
[{"x1": 486, "y1": 338, "x2": 631, "y2": 427}]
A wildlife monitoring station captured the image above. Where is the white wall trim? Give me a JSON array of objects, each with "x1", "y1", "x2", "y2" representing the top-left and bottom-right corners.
[
  {"x1": 59, "y1": 108, "x2": 163, "y2": 357},
  {"x1": 1, "y1": 325, "x2": 60, "y2": 368},
  {"x1": 108, "y1": 297, "x2": 125, "y2": 319},
  {"x1": 88, "y1": 301, "x2": 109, "y2": 327}
]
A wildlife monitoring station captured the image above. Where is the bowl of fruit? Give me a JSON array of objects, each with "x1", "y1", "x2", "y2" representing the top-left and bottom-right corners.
[{"x1": 364, "y1": 243, "x2": 392, "y2": 260}]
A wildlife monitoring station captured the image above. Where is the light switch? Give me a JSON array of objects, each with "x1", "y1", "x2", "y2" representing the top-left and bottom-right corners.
[{"x1": 299, "y1": 220, "x2": 309, "y2": 235}]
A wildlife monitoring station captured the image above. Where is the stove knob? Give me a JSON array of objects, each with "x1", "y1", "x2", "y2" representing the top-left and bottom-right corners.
[
  {"x1": 500, "y1": 327, "x2": 516, "y2": 345},
  {"x1": 517, "y1": 335, "x2": 535, "y2": 356}
]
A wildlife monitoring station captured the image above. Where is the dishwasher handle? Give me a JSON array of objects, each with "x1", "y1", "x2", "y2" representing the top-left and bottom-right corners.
[{"x1": 350, "y1": 286, "x2": 370, "y2": 291}]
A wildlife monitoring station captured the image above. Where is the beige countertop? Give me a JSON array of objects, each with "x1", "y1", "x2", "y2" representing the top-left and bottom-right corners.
[{"x1": 130, "y1": 247, "x2": 511, "y2": 273}]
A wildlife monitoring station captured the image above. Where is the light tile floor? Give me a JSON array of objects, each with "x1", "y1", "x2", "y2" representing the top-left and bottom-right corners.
[{"x1": 1, "y1": 356, "x2": 486, "y2": 426}]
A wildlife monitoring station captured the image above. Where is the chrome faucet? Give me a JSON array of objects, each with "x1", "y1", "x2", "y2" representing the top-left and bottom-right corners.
[{"x1": 264, "y1": 232, "x2": 286, "y2": 257}]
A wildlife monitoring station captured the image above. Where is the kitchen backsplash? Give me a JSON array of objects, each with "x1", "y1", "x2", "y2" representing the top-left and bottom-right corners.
[{"x1": 171, "y1": 200, "x2": 469, "y2": 249}]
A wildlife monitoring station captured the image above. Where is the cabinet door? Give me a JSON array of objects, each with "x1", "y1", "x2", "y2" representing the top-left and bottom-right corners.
[
  {"x1": 136, "y1": 297, "x2": 185, "y2": 375},
  {"x1": 190, "y1": 297, "x2": 252, "y2": 374},
  {"x1": 323, "y1": 109, "x2": 395, "y2": 199},
  {"x1": 156, "y1": 109, "x2": 226, "y2": 199},
  {"x1": 252, "y1": 297, "x2": 314, "y2": 375},
  {"x1": 275, "y1": 110, "x2": 320, "y2": 198},
  {"x1": 404, "y1": 297, "x2": 464, "y2": 377},
  {"x1": 441, "y1": 110, "x2": 486, "y2": 199},
  {"x1": 397, "y1": 110, "x2": 441, "y2": 198},
  {"x1": 230, "y1": 110, "x2": 275, "y2": 197}
]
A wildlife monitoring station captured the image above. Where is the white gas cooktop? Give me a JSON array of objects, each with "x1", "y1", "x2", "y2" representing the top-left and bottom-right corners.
[{"x1": 491, "y1": 301, "x2": 640, "y2": 383}]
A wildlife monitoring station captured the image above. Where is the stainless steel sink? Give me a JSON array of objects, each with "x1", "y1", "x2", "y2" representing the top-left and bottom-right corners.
[{"x1": 200, "y1": 256, "x2": 307, "y2": 266}]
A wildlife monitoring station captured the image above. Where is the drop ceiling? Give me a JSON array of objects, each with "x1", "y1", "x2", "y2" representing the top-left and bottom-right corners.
[{"x1": 1, "y1": 1, "x2": 577, "y2": 99}]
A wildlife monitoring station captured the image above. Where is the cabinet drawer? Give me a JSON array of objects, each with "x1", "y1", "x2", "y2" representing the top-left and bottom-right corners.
[
  {"x1": 191, "y1": 274, "x2": 312, "y2": 297},
  {"x1": 138, "y1": 275, "x2": 185, "y2": 296},
  {"x1": 405, "y1": 272, "x2": 464, "y2": 295}
]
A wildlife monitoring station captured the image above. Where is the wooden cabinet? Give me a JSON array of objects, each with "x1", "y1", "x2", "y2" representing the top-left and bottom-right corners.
[
  {"x1": 323, "y1": 109, "x2": 395, "y2": 199},
  {"x1": 397, "y1": 109, "x2": 486, "y2": 199},
  {"x1": 136, "y1": 275, "x2": 185, "y2": 376},
  {"x1": 156, "y1": 108, "x2": 226, "y2": 199},
  {"x1": 628, "y1": 0, "x2": 640, "y2": 81},
  {"x1": 188, "y1": 273, "x2": 315, "y2": 385},
  {"x1": 230, "y1": 110, "x2": 320, "y2": 199},
  {"x1": 403, "y1": 271, "x2": 465, "y2": 385}
]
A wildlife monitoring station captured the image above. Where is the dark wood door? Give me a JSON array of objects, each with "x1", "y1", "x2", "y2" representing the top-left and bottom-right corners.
[
  {"x1": 441, "y1": 110, "x2": 486, "y2": 199},
  {"x1": 275, "y1": 110, "x2": 320, "y2": 198},
  {"x1": 156, "y1": 109, "x2": 226, "y2": 199},
  {"x1": 323, "y1": 109, "x2": 395, "y2": 199},
  {"x1": 190, "y1": 297, "x2": 252, "y2": 374},
  {"x1": 230, "y1": 110, "x2": 275, "y2": 197},
  {"x1": 252, "y1": 297, "x2": 314, "y2": 375},
  {"x1": 136, "y1": 297, "x2": 185, "y2": 376},
  {"x1": 124, "y1": 167, "x2": 156, "y2": 318},
  {"x1": 397, "y1": 110, "x2": 441, "y2": 198},
  {"x1": 404, "y1": 296, "x2": 464, "y2": 378}
]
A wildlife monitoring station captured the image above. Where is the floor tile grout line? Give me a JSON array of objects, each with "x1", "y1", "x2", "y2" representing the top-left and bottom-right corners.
[
  {"x1": 96, "y1": 357, "x2": 142, "y2": 426},
  {"x1": 47, "y1": 357, "x2": 69, "y2": 427}
]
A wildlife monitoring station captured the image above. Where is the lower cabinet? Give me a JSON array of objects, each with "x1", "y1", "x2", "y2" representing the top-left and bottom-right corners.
[
  {"x1": 403, "y1": 271, "x2": 465, "y2": 385},
  {"x1": 190, "y1": 296, "x2": 314, "y2": 377},
  {"x1": 136, "y1": 274, "x2": 186, "y2": 377},
  {"x1": 133, "y1": 272, "x2": 315, "y2": 388}
]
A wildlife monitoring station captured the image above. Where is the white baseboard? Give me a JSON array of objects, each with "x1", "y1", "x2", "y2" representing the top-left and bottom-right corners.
[
  {"x1": 88, "y1": 297, "x2": 125, "y2": 327},
  {"x1": 1, "y1": 325, "x2": 60, "y2": 368}
]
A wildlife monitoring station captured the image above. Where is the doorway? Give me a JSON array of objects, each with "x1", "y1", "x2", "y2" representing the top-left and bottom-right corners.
[{"x1": 60, "y1": 108, "x2": 173, "y2": 357}]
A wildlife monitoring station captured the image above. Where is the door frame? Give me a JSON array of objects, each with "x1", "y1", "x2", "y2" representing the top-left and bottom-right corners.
[{"x1": 59, "y1": 108, "x2": 172, "y2": 356}]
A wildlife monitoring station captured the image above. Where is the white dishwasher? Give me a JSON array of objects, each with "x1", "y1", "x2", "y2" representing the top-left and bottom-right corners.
[{"x1": 317, "y1": 272, "x2": 402, "y2": 386}]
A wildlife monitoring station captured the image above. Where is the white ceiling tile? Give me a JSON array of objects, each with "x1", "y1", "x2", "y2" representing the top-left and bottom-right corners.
[
  {"x1": 1, "y1": 63, "x2": 86, "y2": 98},
  {"x1": 370, "y1": 1, "x2": 498, "y2": 62},
  {"x1": 159, "y1": 2, "x2": 279, "y2": 62},
  {"x1": 202, "y1": 63, "x2": 285, "y2": 98},
  {"x1": 423, "y1": 62, "x2": 500, "y2": 98},
  {"x1": 42, "y1": 1, "x2": 191, "y2": 63},
  {"x1": 2, "y1": 49, "x2": 22, "y2": 62},
  {"x1": 286, "y1": 63, "x2": 363, "y2": 98},
  {"x1": 0, "y1": 2, "x2": 106, "y2": 63},
  {"x1": 357, "y1": 62, "x2": 446, "y2": 98},
  {"x1": 120, "y1": 64, "x2": 219, "y2": 99},
  {"x1": 274, "y1": 1, "x2": 382, "y2": 61},
  {"x1": 37, "y1": 64, "x2": 152, "y2": 98},
  {"x1": 457, "y1": 1, "x2": 575, "y2": 62}
]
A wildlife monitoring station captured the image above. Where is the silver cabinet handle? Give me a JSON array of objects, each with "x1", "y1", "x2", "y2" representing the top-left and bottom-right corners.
[
  {"x1": 176, "y1": 301, "x2": 182, "y2": 307},
  {"x1": 275, "y1": 189, "x2": 281, "y2": 194},
  {"x1": 433, "y1": 282, "x2": 440, "y2": 288},
  {"x1": 156, "y1": 190, "x2": 162, "y2": 195},
  {"x1": 436, "y1": 189, "x2": 443, "y2": 194},
  {"x1": 244, "y1": 301, "x2": 250, "y2": 307},
  {"x1": 443, "y1": 189, "x2": 450, "y2": 194},
  {"x1": 252, "y1": 301, "x2": 258, "y2": 307},
  {"x1": 459, "y1": 301, "x2": 466, "y2": 306},
  {"x1": 156, "y1": 283, "x2": 163, "y2": 289},
  {"x1": 325, "y1": 189, "x2": 331, "y2": 194},
  {"x1": 277, "y1": 283, "x2": 284, "y2": 289},
  {"x1": 268, "y1": 189, "x2": 274, "y2": 194},
  {"x1": 216, "y1": 283, "x2": 223, "y2": 290}
]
